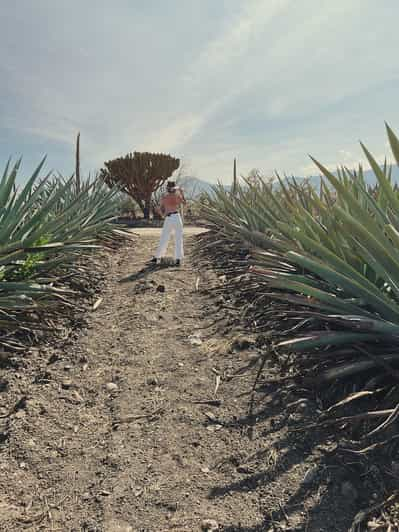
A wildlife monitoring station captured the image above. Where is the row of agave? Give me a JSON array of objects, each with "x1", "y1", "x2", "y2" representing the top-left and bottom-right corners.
[
  {"x1": 0, "y1": 158, "x2": 124, "y2": 349},
  {"x1": 199, "y1": 123, "x2": 399, "y2": 453}
]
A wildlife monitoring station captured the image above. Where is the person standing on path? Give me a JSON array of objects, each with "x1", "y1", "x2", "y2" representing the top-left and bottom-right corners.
[{"x1": 150, "y1": 181, "x2": 186, "y2": 266}]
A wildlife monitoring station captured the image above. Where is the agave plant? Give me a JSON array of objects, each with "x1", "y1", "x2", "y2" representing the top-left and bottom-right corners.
[
  {"x1": 0, "y1": 158, "x2": 123, "y2": 343},
  {"x1": 199, "y1": 123, "x2": 399, "y2": 450}
]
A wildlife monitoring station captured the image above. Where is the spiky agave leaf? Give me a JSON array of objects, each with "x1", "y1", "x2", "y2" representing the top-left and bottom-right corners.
[
  {"x1": 0, "y1": 159, "x2": 122, "y2": 338},
  {"x1": 199, "y1": 123, "x2": 399, "y2": 374}
]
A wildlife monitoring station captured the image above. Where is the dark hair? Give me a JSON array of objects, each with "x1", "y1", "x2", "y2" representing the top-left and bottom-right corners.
[{"x1": 167, "y1": 180, "x2": 176, "y2": 191}]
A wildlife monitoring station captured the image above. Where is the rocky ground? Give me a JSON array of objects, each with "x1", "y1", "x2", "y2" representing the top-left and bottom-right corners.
[{"x1": 0, "y1": 229, "x2": 395, "y2": 531}]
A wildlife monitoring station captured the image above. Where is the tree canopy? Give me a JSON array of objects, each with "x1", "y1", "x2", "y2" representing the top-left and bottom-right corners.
[{"x1": 101, "y1": 151, "x2": 180, "y2": 218}]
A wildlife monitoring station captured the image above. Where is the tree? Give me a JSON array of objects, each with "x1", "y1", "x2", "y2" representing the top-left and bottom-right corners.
[{"x1": 101, "y1": 152, "x2": 180, "y2": 219}]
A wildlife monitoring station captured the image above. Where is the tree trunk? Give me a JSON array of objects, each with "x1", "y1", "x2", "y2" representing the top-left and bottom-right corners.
[{"x1": 143, "y1": 198, "x2": 151, "y2": 219}]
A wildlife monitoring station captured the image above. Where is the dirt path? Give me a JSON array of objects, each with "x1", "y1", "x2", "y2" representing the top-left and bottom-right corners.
[{"x1": 0, "y1": 230, "x2": 361, "y2": 531}]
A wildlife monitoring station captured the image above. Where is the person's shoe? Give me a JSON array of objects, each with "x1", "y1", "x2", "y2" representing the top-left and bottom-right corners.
[{"x1": 175, "y1": 259, "x2": 181, "y2": 267}]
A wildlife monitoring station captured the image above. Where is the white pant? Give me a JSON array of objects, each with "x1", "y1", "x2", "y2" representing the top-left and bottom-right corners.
[{"x1": 155, "y1": 213, "x2": 184, "y2": 260}]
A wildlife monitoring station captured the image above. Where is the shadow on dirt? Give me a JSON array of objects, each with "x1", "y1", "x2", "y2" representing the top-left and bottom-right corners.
[
  {"x1": 118, "y1": 258, "x2": 179, "y2": 283},
  {"x1": 208, "y1": 387, "x2": 382, "y2": 532}
]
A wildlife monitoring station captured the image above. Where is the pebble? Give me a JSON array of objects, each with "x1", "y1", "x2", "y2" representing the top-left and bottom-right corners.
[
  {"x1": 147, "y1": 376, "x2": 159, "y2": 386},
  {"x1": 206, "y1": 424, "x2": 223, "y2": 432},
  {"x1": 189, "y1": 334, "x2": 203, "y2": 346},
  {"x1": 62, "y1": 379, "x2": 73, "y2": 389},
  {"x1": 105, "y1": 382, "x2": 118, "y2": 392},
  {"x1": 202, "y1": 519, "x2": 219, "y2": 531}
]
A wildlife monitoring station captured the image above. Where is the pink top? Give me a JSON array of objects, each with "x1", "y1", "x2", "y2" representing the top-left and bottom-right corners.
[{"x1": 160, "y1": 190, "x2": 185, "y2": 215}]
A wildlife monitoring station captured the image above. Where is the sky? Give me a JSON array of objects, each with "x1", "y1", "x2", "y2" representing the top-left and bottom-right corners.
[{"x1": 2, "y1": 0, "x2": 399, "y2": 183}]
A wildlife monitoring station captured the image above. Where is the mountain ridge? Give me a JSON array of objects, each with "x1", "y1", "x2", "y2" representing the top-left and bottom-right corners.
[{"x1": 179, "y1": 164, "x2": 399, "y2": 196}]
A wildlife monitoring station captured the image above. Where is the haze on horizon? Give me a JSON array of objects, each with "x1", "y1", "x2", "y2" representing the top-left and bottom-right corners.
[{"x1": 1, "y1": 0, "x2": 399, "y2": 183}]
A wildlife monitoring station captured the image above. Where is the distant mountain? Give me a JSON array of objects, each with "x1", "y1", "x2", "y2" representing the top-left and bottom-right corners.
[
  {"x1": 177, "y1": 176, "x2": 218, "y2": 197},
  {"x1": 178, "y1": 164, "x2": 399, "y2": 198},
  {"x1": 283, "y1": 165, "x2": 399, "y2": 189}
]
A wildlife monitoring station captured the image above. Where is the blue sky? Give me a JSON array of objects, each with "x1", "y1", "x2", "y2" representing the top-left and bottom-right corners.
[{"x1": 2, "y1": 0, "x2": 399, "y2": 183}]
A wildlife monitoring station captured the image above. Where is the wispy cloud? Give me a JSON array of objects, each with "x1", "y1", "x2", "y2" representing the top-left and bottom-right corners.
[{"x1": 1, "y1": 0, "x2": 399, "y2": 180}]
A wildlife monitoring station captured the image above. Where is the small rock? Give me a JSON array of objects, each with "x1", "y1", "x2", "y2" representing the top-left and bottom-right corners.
[
  {"x1": 19, "y1": 462, "x2": 26, "y2": 469},
  {"x1": 202, "y1": 518, "x2": 219, "y2": 531},
  {"x1": 341, "y1": 481, "x2": 358, "y2": 500},
  {"x1": 204, "y1": 411, "x2": 217, "y2": 422},
  {"x1": 189, "y1": 336, "x2": 203, "y2": 346},
  {"x1": 147, "y1": 376, "x2": 159, "y2": 386},
  {"x1": 82, "y1": 492, "x2": 90, "y2": 501},
  {"x1": 62, "y1": 379, "x2": 73, "y2": 389},
  {"x1": 64, "y1": 364, "x2": 72, "y2": 371},
  {"x1": 73, "y1": 390, "x2": 84, "y2": 402},
  {"x1": 156, "y1": 284, "x2": 165, "y2": 293},
  {"x1": 201, "y1": 467, "x2": 210, "y2": 474},
  {"x1": 105, "y1": 382, "x2": 118, "y2": 392},
  {"x1": 206, "y1": 424, "x2": 223, "y2": 432},
  {"x1": 302, "y1": 466, "x2": 319, "y2": 485}
]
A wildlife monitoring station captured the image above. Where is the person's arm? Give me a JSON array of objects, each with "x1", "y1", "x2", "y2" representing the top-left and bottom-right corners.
[{"x1": 159, "y1": 196, "x2": 166, "y2": 217}]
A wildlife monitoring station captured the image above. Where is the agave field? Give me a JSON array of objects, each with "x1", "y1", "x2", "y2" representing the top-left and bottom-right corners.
[
  {"x1": 0, "y1": 158, "x2": 124, "y2": 353},
  {"x1": 199, "y1": 124, "x2": 399, "y2": 460}
]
